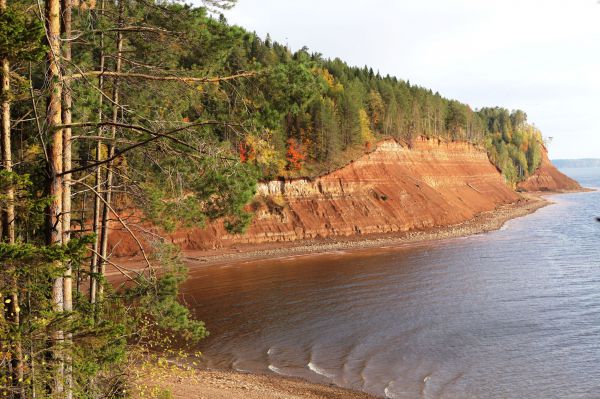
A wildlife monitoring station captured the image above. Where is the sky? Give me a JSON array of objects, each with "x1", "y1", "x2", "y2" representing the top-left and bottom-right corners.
[{"x1": 200, "y1": 0, "x2": 600, "y2": 159}]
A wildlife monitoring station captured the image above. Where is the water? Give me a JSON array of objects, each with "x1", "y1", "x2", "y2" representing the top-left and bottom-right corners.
[{"x1": 181, "y1": 168, "x2": 600, "y2": 398}]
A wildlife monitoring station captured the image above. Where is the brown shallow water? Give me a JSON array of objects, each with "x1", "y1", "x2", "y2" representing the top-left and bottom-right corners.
[{"x1": 181, "y1": 168, "x2": 600, "y2": 398}]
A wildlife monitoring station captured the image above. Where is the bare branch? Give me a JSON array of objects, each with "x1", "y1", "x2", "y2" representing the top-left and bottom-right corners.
[
  {"x1": 57, "y1": 120, "x2": 238, "y2": 176},
  {"x1": 78, "y1": 181, "x2": 154, "y2": 273},
  {"x1": 86, "y1": 25, "x2": 177, "y2": 35},
  {"x1": 88, "y1": 248, "x2": 144, "y2": 285},
  {"x1": 64, "y1": 70, "x2": 257, "y2": 83}
]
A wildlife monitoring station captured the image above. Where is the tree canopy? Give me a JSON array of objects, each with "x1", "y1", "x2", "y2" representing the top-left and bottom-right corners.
[{"x1": 173, "y1": 13, "x2": 546, "y2": 183}]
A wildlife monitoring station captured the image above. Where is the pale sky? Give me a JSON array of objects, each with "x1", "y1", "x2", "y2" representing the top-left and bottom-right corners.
[{"x1": 203, "y1": 0, "x2": 600, "y2": 159}]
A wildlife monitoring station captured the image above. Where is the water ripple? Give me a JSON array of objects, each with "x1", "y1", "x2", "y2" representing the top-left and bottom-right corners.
[{"x1": 187, "y1": 168, "x2": 600, "y2": 398}]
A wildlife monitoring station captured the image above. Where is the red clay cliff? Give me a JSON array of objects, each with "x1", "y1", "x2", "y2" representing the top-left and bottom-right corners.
[{"x1": 108, "y1": 138, "x2": 581, "y2": 257}]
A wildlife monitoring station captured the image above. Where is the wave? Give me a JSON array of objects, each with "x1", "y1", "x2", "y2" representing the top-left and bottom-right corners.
[
  {"x1": 384, "y1": 381, "x2": 399, "y2": 399},
  {"x1": 233, "y1": 366, "x2": 252, "y2": 373},
  {"x1": 421, "y1": 374, "x2": 432, "y2": 396},
  {"x1": 384, "y1": 385, "x2": 393, "y2": 398},
  {"x1": 268, "y1": 364, "x2": 286, "y2": 375},
  {"x1": 307, "y1": 361, "x2": 336, "y2": 379},
  {"x1": 231, "y1": 360, "x2": 251, "y2": 374}
]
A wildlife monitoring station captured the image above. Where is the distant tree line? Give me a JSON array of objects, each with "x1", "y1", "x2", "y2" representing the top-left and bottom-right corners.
[{"x1": 552, "y1": 159, "x2": 600, "y2": 168}]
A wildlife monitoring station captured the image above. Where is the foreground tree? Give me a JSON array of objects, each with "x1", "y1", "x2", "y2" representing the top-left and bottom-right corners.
[
  {"x1": 0, "y1": 0, "x2": 20, "y2": 394},
  {"x1": 1, "y1": 0, "x2": 256, "y2": 397},
  {"x1": 1, "y1": 2, "x2": 47, "y2": 396}
]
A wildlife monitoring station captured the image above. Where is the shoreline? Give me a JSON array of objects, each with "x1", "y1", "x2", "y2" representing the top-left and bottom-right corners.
[
  {"x1": 135, "y1": 366, "x2": 377, "y2": 399},
  {"x1": 131, "y1": 189, "x2": 592, "y2": 398},
  {"x1": 113, "y1": 192, "x2": 557, "y2": 277},
  {"x1": 179, "y1": 193, "x2": 552, "y2": 270}
]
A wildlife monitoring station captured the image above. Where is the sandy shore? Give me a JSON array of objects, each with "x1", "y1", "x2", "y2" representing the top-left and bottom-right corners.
[
  {"x1": 178, "y1": 193, "x2": 551, "y2": 269},
  {"x1": 133, "y1": 365, "x2": 377, "y2": 399}
]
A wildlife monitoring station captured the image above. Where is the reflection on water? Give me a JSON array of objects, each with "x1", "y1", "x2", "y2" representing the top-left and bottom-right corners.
[{"x1": 181, "y1": 168, "x2": 600, "y2": 398}]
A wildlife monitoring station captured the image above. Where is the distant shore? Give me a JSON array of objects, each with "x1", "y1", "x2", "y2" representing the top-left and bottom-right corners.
[{"x1": 178, "y1": 193, "x2": 552, "y2": 270}]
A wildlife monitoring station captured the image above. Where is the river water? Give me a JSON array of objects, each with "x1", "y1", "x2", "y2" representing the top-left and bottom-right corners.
[{"x1": 182, "y1": 168, "x2": 600, "y2": 398}]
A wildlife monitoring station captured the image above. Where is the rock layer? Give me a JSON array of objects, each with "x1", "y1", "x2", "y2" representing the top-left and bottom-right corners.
[{"x1": 517, "y1": 146, "x2": 582, "y2": 192}]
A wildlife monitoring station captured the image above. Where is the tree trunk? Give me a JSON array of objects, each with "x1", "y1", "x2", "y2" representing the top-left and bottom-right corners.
[
  {"x1": 62, "y1": 0, "x2": 72, "y2": 313},
  {"x1": 1, "y1": 16, "x2": 15, "y2": 246},
  {"x1": 45, "y1": 0, "x2": 64, "y2": 394},
  {"x1": 1, "y1": 0, "x2": 24, "y2": 396},
  {"x1": 61, "y1": 0, "x2": 73, "y2": 397},
  {"x1": 98, "y1": 0, "x2": 123, "y2": 303},
  {"x1": 90, "y1": 0, "x2": 106, "y2": 308}
]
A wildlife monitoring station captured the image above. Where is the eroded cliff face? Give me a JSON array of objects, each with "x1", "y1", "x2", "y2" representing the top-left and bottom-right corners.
[
  {"x1": 108, "y1": 138, "x2": 585, "y2": 257},
  {"x1": 136, "y1": 137, "x2": 519, "y2": 253},
  {"x1": 517, "y1": 147, "x2": 582, "y2": 192}
]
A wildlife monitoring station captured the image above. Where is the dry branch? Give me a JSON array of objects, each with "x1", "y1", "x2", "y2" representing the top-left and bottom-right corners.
[
  {"x1": 64, "y1": 70, "x2": 257, "y2": 83},
  {"x1": 57, "y1": 120, "x2": 238, "y2": 176}
]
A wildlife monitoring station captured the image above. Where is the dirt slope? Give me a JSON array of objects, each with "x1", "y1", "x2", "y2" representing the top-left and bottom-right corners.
[{"x1": 518, "y1": 147, "x2": 582, "y2": 192}]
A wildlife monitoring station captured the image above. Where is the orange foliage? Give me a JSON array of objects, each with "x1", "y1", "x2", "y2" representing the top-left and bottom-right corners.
[
  {"x1": 239, "y1": 141, "x2": 254, "y2": 163},
  {"x1": 286, "y1": 138, "x2": 306, "y2": 171}
]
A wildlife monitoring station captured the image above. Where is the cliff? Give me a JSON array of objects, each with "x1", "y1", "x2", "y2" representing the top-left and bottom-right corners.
[
  {"x1": 109, "y1": 138, "x2": 584, "y2": 257},
  {"x1": 517, "y1": 147, "x2": 582, "y2": 192},
  {"x1": 125, "y1": 138, "x2": 522, "y2": 254}
]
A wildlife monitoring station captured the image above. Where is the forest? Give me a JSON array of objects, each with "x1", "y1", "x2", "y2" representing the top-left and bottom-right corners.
[
  {"x1": 0, "y1": 1, "x2": 544, "y2": 398},
  {"x1": 198, "y1": 16, "x2": 544, "y2": 181}
]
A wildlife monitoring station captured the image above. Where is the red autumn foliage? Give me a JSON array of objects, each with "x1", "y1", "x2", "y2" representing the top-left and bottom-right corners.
[
  {"x1": 239, "y1": 142, "x2": 248, "y2": 162},
  {"x1": 286, "y1": 138, "x2": 306, "y2": 171},
  {"x1": 239, "y1": 141, "x2": 251, "y2": 163}
]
